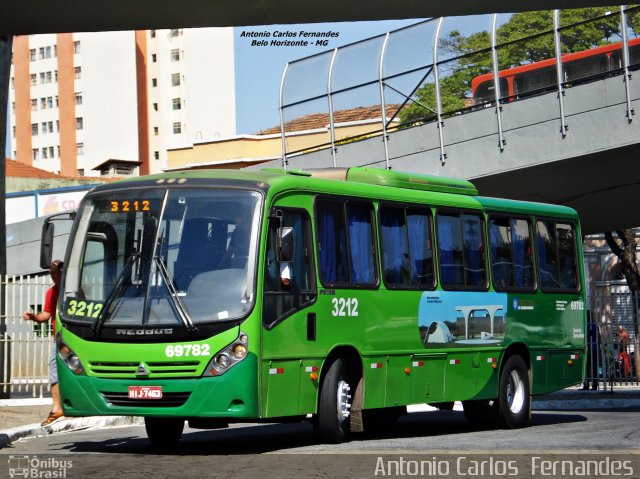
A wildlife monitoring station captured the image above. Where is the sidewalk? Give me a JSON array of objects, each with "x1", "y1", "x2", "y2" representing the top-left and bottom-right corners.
[
  {"x1": 0, "y1": 398, "x2": 143, "y2": 449},
  {"x1": 2, "y1": 387, "x2": 640, "y2": 449},
  {"x1": 531, "y1": 386, "x2": 640, "y2": 410}
]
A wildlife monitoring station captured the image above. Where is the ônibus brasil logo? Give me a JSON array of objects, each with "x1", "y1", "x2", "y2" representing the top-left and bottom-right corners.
[{"x1": 8, "y1": 455, "x2": 72, "y2": 478}]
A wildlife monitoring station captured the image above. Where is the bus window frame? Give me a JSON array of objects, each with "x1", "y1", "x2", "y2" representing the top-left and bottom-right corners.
[
  {"x1": 534, "y1": 216, "x2": 581, "y2": 294},
  {"x1": 262, "y1": 206, "x2": 318, "y2": 330},
  {"x1": 435, "y1": 207, "x2": 489, "y2": 292},
  {"x1": 487, "y1": 212, "x2": 537, "y2": 294},
  {"x1": 377, "y1": 201, "x2": 437, "y2": 291},
  {"x1": 314, "y1": 195, "x2": 380, "y2": 290}
]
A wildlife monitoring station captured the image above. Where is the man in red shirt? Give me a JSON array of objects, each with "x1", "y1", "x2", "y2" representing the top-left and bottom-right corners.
[{"x1": 22, "y1": 260, "x2": 64, "y2": 426}]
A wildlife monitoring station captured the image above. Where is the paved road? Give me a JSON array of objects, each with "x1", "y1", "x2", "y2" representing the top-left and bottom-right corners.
[{"x1": 2, "y1": 409, "x2": 640, "y2": 478}]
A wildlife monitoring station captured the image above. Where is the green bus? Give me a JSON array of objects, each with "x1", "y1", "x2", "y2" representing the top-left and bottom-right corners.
[{"x1": 42, "y1": 167, "x2": 586, "y2": 445}]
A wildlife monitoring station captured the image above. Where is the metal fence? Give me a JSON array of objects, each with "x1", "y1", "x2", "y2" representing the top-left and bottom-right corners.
[
  {"x1": 0, "y1": 275, "x2": 638, "y2": 397},
  {"x1": 1, "y1": 274, "x2": 54, "y2": 398},
  {"x1": 588, "y1": 286, "x2": 640, "y2": 390}
]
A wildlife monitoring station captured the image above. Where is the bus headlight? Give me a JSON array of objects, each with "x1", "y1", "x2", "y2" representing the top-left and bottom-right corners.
[
  {"x1": 232, "y1": 344, "x2": 247, "y2": 359},
  {"x1": 215, "y1": 353, "x2": 231, "y2": 369},
  {"x1": 57, "y1": 341, "x2": 85, "y2": 375},
  {"x1": 204, "y1": 333, "x2": 248, "y2": 376}
]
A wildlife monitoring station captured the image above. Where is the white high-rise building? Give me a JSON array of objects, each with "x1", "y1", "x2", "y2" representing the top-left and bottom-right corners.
[{"x1": 9, "y1": 28, "x2": 235, "y2": 177}]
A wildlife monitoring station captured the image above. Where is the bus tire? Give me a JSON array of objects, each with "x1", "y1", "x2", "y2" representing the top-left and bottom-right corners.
[
  {"x1": 144, "y1": 417, "x2": 184, "y2": 447},
  {"x1": 462, "y1": 399, "x2": 497, "y2": 428},
  {"x1": 497, "y1": 355, "x2": 530, "y2": 429},
  {"x1": 317, "y1": 358, "x2": 352, "y2": 443}
]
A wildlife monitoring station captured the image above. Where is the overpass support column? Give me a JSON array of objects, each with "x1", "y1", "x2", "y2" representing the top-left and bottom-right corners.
[{"x1": 0, "y1": 35, "x2": 12, "y2": 398}]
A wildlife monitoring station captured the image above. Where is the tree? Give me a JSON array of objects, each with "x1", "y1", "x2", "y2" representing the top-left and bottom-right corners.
[{"x1": 399, "y1": 7, "x2": 636, "y2": 124}]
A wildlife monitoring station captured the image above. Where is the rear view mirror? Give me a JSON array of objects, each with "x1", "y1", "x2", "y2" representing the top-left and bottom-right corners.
[
  {"x1": 276, "y1": 227, "x2": 295, "y2": 263},
  {"x1": 40, "y1": 211, "x2": 77, "y2": 270},
  {"x1": 40, "y1": 221, "x2": 54, "y2": 270}
]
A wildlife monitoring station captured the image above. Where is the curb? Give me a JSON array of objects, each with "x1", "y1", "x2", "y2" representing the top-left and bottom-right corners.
[
  {"x1": 532, "y1": 396, "x2": 640, "y2": 411},
  {"x1": 0, "y1": 416, "x2": 143, "y2": 449}
]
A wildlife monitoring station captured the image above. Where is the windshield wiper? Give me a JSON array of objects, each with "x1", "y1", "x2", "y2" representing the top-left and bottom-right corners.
[
  {"x1": 92, "y1": 252, "x2": 138, "y2": 336},
  {"x1": 154, "y1": 255, "x2": 197, "y2": 332}
]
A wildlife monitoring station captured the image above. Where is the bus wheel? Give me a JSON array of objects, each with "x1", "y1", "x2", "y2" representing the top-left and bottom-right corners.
[
  {"x1": 144, "y1": 417, "x2": 184, "y2": 447},
  {"x1": 317, "y1": 358, "x2": 352, "y2": 443},
  {"x1": 462, "y1": 399, "x2": 497, "y2": 429},
  {"x1": 497, "y1": 355, "x2": 530, "y2": 428}
]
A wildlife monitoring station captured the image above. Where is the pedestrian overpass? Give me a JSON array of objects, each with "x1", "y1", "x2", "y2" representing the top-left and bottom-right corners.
[{"x1": 255, "y1": 8, "x2": 640, "y2": 235}]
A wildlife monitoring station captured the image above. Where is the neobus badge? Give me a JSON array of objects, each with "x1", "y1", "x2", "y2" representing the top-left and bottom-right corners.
[{"x1": 115, "y1": 328, "x2": 174, "y2": 336}]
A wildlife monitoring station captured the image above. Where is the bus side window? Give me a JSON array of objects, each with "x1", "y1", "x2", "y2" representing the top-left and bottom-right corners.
[
  {"x1": 556, "y1": 223, "x2": 578, "y2": 290},
  {"x1": 536, "y1": 220, "x2": 578, "y2": 291},
  {"x1": 536, "y1": 220, "x2": 558, "y2": 288},
  {"x1": 489, "y1": 216, "x2": 534, "y2": 291},
  {"x1": 316, "y1": 199, "x2": 377, "y2": 287},
  {"x1": 263, "y1": 209, "x2": 316, "y2": 328},
  {"x1": 472, "y1": 78, "x2": 509, "y2": 104},
  {"x1": 380, "y1": 206, "x2": 409, "y2": 285},
  {"x1": 437, "y1": 212, "x2": 487, "y2": 289},
  {"x1": 473, "y1": 80, "x2": 494, "y2": 105},
  {"x1": 514, "y1": 66, "x2": 556, "y2": 98},
  {"x1": 563, "y1": 55, "x2": 609, "y2": 83},
  {"x1": 380, "y1": 205, "x2": 434, "y2": 288},
  {"x1": 317, "y1": 201, "x2": 348, "y2": 284}
]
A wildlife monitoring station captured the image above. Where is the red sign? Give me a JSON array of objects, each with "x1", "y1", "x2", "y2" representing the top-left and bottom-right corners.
[{"x1": 128, "y1": 386, "x2": 163, "y2": 399}]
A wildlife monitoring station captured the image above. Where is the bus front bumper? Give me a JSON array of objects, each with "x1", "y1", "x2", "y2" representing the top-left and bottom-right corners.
[{"x1": 58, "y1": 355, "x2": 259, "y2": 419}]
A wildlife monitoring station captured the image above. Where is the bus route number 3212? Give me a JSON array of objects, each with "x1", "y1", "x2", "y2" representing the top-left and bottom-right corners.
[{"x1": 331, "y1": 297, "x2": 359, "y2": 317}]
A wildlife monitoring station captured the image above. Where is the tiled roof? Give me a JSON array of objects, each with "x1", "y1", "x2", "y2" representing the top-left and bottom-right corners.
[
  {"x1": 257, "y1": 104, "x2": 402, "y2": 135},
  {"x1": 5, "y1": 158, "x2": 100, "y2": 181},
  {"x1": 5, "y1": 158, "x2": 67, "y2": 179}
]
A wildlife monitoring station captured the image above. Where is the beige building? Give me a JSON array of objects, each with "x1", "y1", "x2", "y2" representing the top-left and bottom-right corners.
[{"x1": 167, "y1": 105, "x2": 399, "y2": 170}]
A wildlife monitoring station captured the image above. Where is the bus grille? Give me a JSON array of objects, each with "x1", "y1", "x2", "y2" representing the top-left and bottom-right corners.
[
  {"x1": 101, "y1": 392, "x2": 191, "y2": 408},
  {"x1": 88, "y1": 361, "x2": 200, "y2": 378}
]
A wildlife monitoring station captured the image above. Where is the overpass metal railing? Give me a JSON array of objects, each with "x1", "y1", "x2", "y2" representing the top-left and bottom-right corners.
[
  {"x1": 1, "y1": 274, "x2": 53, "y2": 398},
  {"x1": 278, "y1": 6, "x2": 640, "y2": 170}
]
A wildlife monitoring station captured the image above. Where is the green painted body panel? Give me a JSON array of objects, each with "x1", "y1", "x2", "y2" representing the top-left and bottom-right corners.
[{"x1": 58, "y1": 168, "x2": 586, "y2": 421}]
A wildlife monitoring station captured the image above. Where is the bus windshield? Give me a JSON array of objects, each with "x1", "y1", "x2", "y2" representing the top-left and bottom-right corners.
[{"x1": 62, "y1": 188, "x2": 262, "y2": 332}]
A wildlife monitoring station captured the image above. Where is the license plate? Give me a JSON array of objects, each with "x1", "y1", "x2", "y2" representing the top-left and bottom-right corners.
[{"x1": 128, "y1": 386, "x2": 163, "y2": 399}]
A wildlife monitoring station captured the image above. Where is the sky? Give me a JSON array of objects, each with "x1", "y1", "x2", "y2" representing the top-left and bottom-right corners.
[{"x1": 233, "y1": 19, "x2": 424, "y2": 134}]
